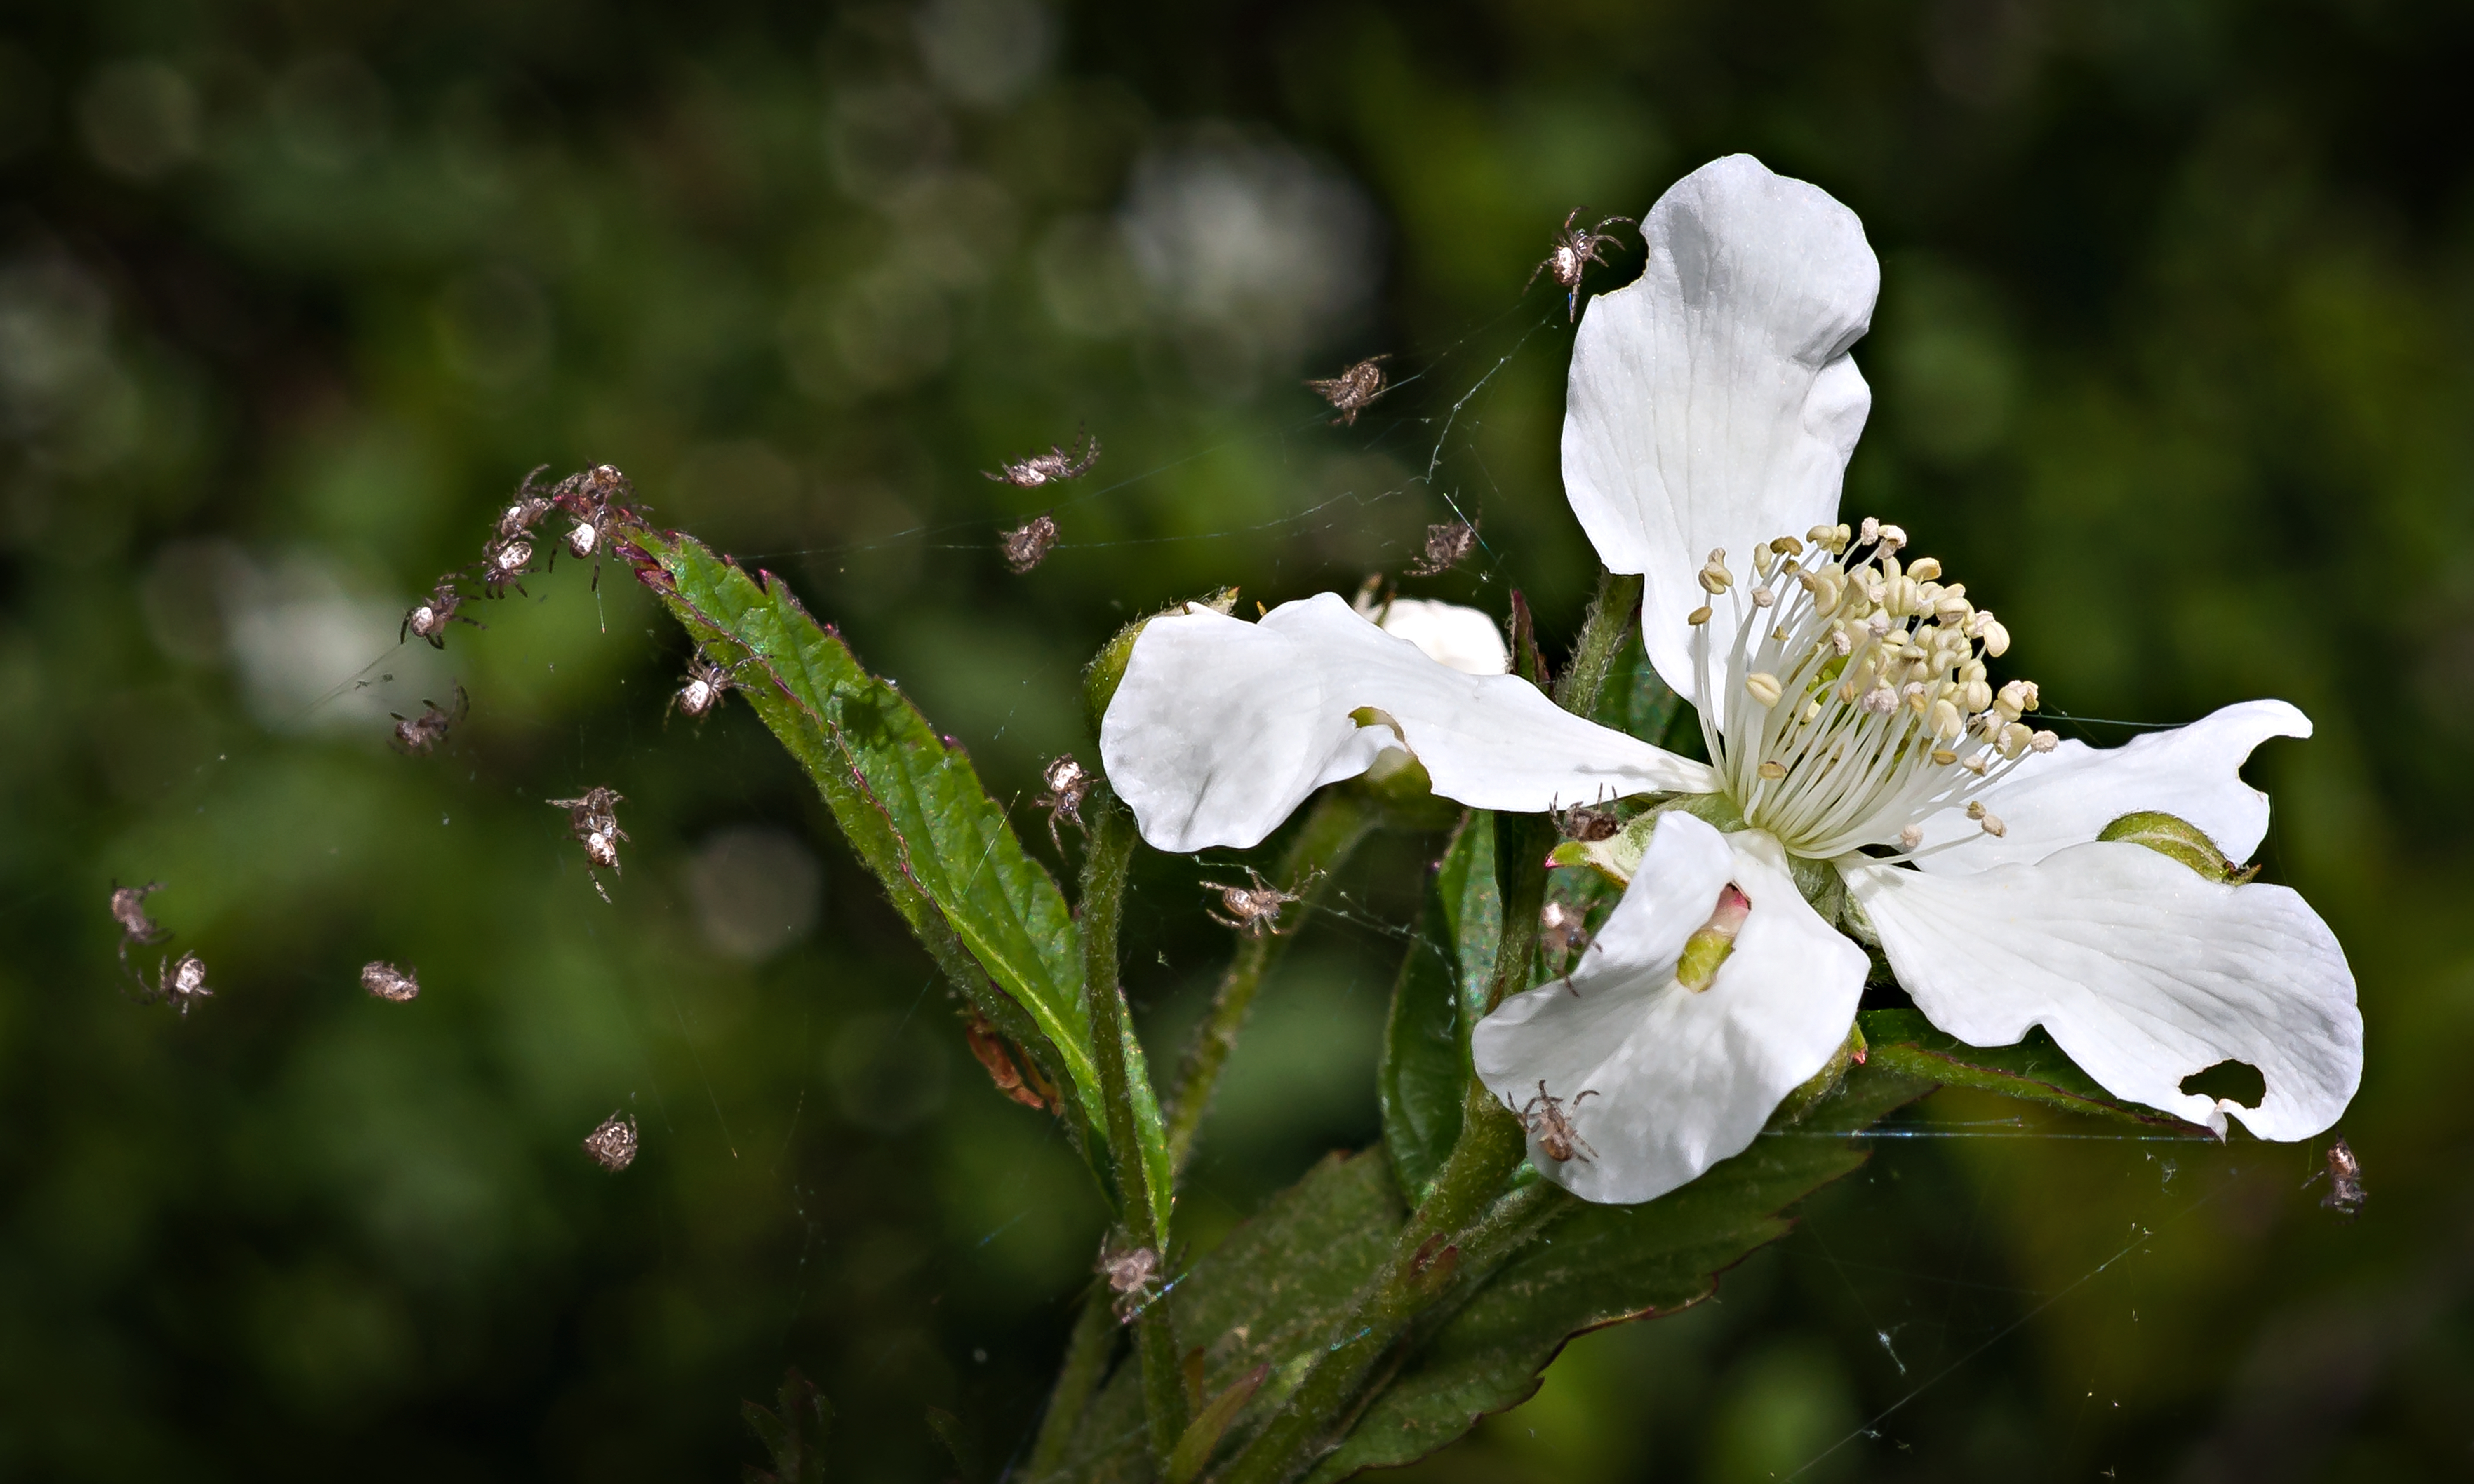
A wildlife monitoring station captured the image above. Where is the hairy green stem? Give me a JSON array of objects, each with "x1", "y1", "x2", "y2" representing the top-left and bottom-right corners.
[
  {"x1": 1078, "y1": 791, "x2": 1187, "y2": 1466},
  {"x1": 1164, "y1": 789, "x2": 1377, "y2": 1177},
  {"x1": 1024, "y1": 1289, "x2": 1117, "y2": 1479},
  {"x1": 1220, "y1": 813, "x2": 1553, "y2": 1483},
  {"x1": 1553, "y1": 567, "x2": 1643, "y2": 718}
]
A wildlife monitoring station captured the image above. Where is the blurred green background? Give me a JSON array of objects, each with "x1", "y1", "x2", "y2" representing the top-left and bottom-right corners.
[{"x1": 3, "y1": 0, "x2": 2469, "y2": 1478}]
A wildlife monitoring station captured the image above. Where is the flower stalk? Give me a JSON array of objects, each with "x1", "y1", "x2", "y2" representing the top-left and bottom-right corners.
[
  {"x1": 1076, "y1": 788, "x2": 1187, "y2": 1465},
  {"x1": 1023, "y1": 1289, "x2": 1119, "y2": 1479},
  {"x1": 1552, "y1": 568, "x2": 1644, "y2": 718}
]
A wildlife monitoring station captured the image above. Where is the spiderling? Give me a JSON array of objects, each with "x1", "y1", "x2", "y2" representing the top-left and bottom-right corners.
[
  {"x1": 361, "y1": 960, "x2": 421, "y2": 1003},
  {"x1": 110, "y1": 881, "x2": 169, "y2": 963},
  {"x1": 1557, "y1": 800, "x2": 1621, "y2": 842},
  {"x1": 583, "y1": 1111, "x2": 640, "y2": 1172},
  {"x1": 1034, "y1": 754, "x2": 1093, "y2": 852},
  {"x1": 390, "y1": 683, "x2": 469, "y2": 755},
  {"x1": 984, "y1": 428, "x2": 1100, "y2": 489},
  {"x1": 1539, "y1": 900, "x2": 1592, "y2": 960},
  {"x1": 402, "y1": 577, "x2": 482, "y2": 649},
  {"x1": 1001, "y1": 512, "x2": 1061, "y2": 574},
  {"x1": 547, "y1": 787, "x2": 629, "y2": 902},
  {"x1": 1526, "y1": 209, "x2": 1636, "y2": 321},
  {"x1": 1098, "y1": 1243, "x2": 1161, "y2": 1323},
  {"x1": 496, "y1": 465, "x2": 555, "y2": 539},
  {"x1": 1199, "y1": 866, "x2": 1312, "y2": 938},
  {"x1": 671, "y1": 651, "x2": 743, "y2": 721},
  {"x1": 479, "y1": 532, "x2": 539, "y2": 597},
  {"x1": 1305, "y1": 354, "x2": 1391, "y2": 426},
  {"x1": 1405, "y1": 518, "x2": 1480, "y2": 578},
  {"x1": 1517, "y1": 1080, "x2": 1600, "y2": 1164},
  {"x1": 2313, "y1": 1134, "x2": 2366, "y2": 1218},
  {"x1": 149, "y1": 951, "x2": 214, "y2": 1016},
  {"x1": 548, "y1": 463, "x2": 637, "y2": 589}
]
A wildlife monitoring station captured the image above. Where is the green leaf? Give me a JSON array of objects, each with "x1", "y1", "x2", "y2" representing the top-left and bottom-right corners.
[
  {"x1": 1379, "y1": 811, "x2": 1509, "y2": 1201},
  {"x1": 742, "y1": 1366, "x2": 833, "y2": 1484},
  {"x1": 1051, "y1": 1064, "x2": 1935, "y2": 1479},
  {"x1": 1857, "y1": 1009, "x2": 2208, "y2": 1132},
  {"x1": 1592, "y1": 624, "x2": 1686, "y2": 746},
  {"x1": 1303, "y1": 1063, "x2": 1935, "y2": 1480},
  {"x1": 625, "y1": 528, "x2": 1172, "y2": 1215},
  {"x1": 1166, "y1": 1365, "x2": 1270, "y2": 1484}
]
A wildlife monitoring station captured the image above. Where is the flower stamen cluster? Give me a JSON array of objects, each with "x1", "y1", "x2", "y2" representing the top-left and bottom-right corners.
[{"x1": 1694, "y1": 519, "x2": 2057, "y2": 859}]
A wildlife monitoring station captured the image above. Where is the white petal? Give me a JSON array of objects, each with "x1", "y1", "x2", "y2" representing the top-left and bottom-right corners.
[
  {"x1": 1844, "y1": 845, "x2": 2360, "y2": 1139},
  {"x1": 1370, "y1": 597, "x2": 1509, "y2": 676},
  {"x1": 1473, "y1": 819, "x2": 1867, "y2": 1205},
  {"x1": 1561, "y1": 154, "x2": 1879, "y2": 702},
  {"x1": 1100, "y1": 593, "x2": 1715, "y2": 852},
  {"x1": 1909, "y1": 700, "x2": 2310, "y2": 872}
]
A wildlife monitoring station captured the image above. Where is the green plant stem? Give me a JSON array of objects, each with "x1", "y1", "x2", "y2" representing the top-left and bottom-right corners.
[
  {"x1": 1077, "y1": 790, "x2": 1188, "y2": 1467},
  {"x1": 1024, "y1": 1290, "x2": 1117, "y2": 1480},
  {"x1": 1164, "y1": 789, "x2": 1377, "y2": 1177},
  {"x1": 1220, "y1": 813, "x2": 1552, "y2": 1484},
  {"x1": 1553, "y1": 567, "x2": 1642, "y2": 717}
]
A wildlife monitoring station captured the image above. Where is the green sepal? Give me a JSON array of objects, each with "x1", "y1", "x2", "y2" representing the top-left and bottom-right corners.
[{"x1": 1857, "y1": 1009, "x2": 2212, "y2": 1131}]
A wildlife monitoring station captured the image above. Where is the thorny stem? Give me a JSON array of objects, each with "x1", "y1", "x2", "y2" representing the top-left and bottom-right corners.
[
  {"x1": 1077, "y1": 789, "x2": 1188, "y2": 1467},
  {"x1": 1024, "y1": 1287, "x2": 1119, "y2": 1479},
  {"x1": 1553, "y1": 566, "x2": 1643, "y2": 719},
  {"x1": 1164, "y1": 790, "x2": 1378, "y2": 1177},
  {"x1": 1220, "y1": 813, "x2": 1552, "y2": 1484}
]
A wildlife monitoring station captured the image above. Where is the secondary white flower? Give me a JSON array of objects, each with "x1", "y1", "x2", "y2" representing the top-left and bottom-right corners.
[
  {"x1": 1355, "y1": 592, "x2": 1511, "y2": 676},
  {"x1": 1099, "y1": 153, "x2": 2361, "y2": 1206}
]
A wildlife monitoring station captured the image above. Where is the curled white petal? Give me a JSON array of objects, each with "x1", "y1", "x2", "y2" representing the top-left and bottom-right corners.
[
  {"x1": 1907, "y1": 700, "x2": 2310, "y2": 872},
  {"x1": 1100, "y1": 593, "x2": 1714, "y2": 852},
  {"x1": 1473, "y1": 817, "x2": 1867, "y2": 1205},
  {"x1": 1561, "y1": 154, "x2": 1879, "y2": 703},
  {"x1": 1844, "y1": 845, "x2": 2360, "y2": 1139},
  {"x1": 1369, "y1": 597, "x2": 1509, "y2": 676}
]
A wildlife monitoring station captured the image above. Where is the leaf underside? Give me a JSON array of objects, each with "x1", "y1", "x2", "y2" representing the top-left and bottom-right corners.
[
  {"x1": 1379, "y1": 812, "x2": 1498, "y2": 1202},
  {"x1": 625, "y1": 527, "x2": 1173, "y2": 1228},
  {"x1": 1049, "y1": 1063, "x2": 1934, "y2": 1481}
]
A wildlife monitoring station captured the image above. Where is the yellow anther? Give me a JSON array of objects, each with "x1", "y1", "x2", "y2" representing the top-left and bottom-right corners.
[
  {"x1": 1966, "y1": 801, "x2": 1987, "y2": 819},
  {"x1": 1752, "y1": 586, "x2": 1775, "y2": 608},
  {"x1": 1976, "y1": 616, "x2": 2010, "y2": 657},
  {"x1": 1930, "y1": 698, "x2": 1964, "y2": 741},
  {"x1": 1745, "y1": 672, "x2": 1784, "y2": 708},
  {"x1": 2030, "y1": 730, "x2": 2060, "y2": 754},
  {"x1": 1753, "y1": 543, "x2": 1778, "y2": 578},
  {"x1": 1688, "y1": 605, "x2": 1713, "y2": 626},
  {"x1": 1931, "y1": 747, "x2": 1958, "y2": 765},
  {"x1": 1771, "y1": 535, "x2": 1806, "y2": 557},
  {"x1": 1858, "y1": 516, "x2": 1880, "y2": 547},
  {"x1": 1698, "y1": 549, "x2": 1733, "y2": 594},
  {"x1": 1978, "y1": 810, "x2": 2007, "y2": 837},
  {"x1": 1961, "y1": 752, "x2": 1990, "y2": 776},
  {"x1": 1883, "y1": 575, "x2": 1919, "y2": 617},
  {"x1": 1960, "y1": 678, "x2": 1993, "y2": 713},
  {"x1": 1999, "y1": 721, "x2": 2033, "y2": 759},
  {"x1": 1904, "y1": 684, "x2": 1931, "y2": 714},
  {"x1": 1997, "y1": 680, "x2": 2037, "y2": 717},
  {"x1": 1758, "y1": 761, "x2": 1787, "y2": 780},
  {"x1": 1800, "y1": 698, "x2": 1823, "y2": 723},
  {"x1": 1906, "y1": 556, "x2": 1943, "y2": 581},
  {"x1": 1878, "y1": 523, "x2": 1908, "y2": 553},
  {"x1": 1899, "y1": 824, "x2": 1924, "y2": 850},
  {"x1": 1807, "y1": 523, "x2": 1837, "y2": 547}
]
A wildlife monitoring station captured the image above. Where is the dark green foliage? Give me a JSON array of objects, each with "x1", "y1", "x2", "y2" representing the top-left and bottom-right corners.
[
  {"x1": 744, "y1": 1368, "x2": 833, "y2": 1484},
  {"x1": 1380, "y1": 813, "x2": 1496, "y2": 1201}
]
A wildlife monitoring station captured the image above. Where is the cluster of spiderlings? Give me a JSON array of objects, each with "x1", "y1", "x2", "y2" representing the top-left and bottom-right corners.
[{"x1": 1687, "y1": 517, "x2": 2058, "y2": 859}]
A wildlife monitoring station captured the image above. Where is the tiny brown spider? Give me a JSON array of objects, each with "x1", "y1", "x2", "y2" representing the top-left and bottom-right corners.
[
  {"x1": 1538, "y1": 900, "x2": 1591, "y2": 960},
  {"x1": 1001, "y1": 512, "x2": 1061, "y2": 574},
  {"x1": 496, "y1": 466, "x2": 555, "y2": 538},
  {"x1": 2309, "y1": 1134, "x2": 2366, "y2": 1219},
  {"x1": 1557, "y1": 801, "x2": 1622, "y2": 842},
  {"x1": 150, "y1": 950, "x2": 213, "y2": 1016},
  {"x1": 361, "y1": 960, "x2": 421, "y2": 1003},
  {"x1": 583, "y1": 1111, "x2": 640, "y2": 1172},
  {"x1": 480, "y1": 532, "x2": 538, "y2": 597},
  {"x1": 670, "y1": 652, "x2": 745, "y2": 721},
  {"x1": 1405, "y1": 518, "x2": 1480, "y2": 578},
  {"x1": 547, "y1": 787, "x2": 629, "y2": 901},
  {"x1": 1517, "y1": 1080, "x2": 1600, "y2": 1164},
  {"x1": 390, "y1": 683, "x2": 469, "y2": 755},
  {"x1": 1098, "y1": 1243, "x2": 1162, "y2": 1323},
  {"x1": 402, "y1": 577, "x2": 482, "y2": 649},
  {"x1": 984, "y1": 427, "x2": 1100, "y2": 489},
  {"x1": 1199, "y1": 866, "x2": 1310, "y2": 937},
  {"x1": 109, "y1": 881, "x2": 169, "y2": 963},
  {"x1": 1034, "y1": 754, "x2": 1093, "y2": 852},
  {"x1": 1527, "y1": 209, "x2": 1636, "y2": 321},
  {"x1": 543, "y1": 464, "x2": 636, "y2": 591},
  {"x1": 1305, "y1": 354, "x2": 1392, "y2": 426}
]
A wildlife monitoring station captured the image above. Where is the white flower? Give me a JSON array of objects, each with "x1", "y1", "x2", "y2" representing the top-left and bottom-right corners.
[{"x1": 1100, "y1": 154, "x2": 2361, "y2": 1206}]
